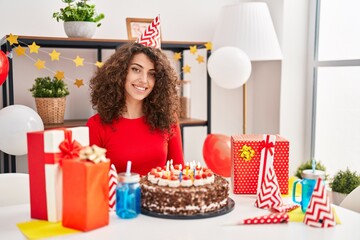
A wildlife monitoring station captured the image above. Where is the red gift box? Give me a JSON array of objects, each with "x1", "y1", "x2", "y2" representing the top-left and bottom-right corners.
[
  {"x1": 231, "y1": 134, "x2": 289, "y2": 194},
  {"x1": 27, "y1": 127, "x2": 89, "y2": 222},
  {"x1": 62, "y1": 159, "x2": 110, "y2": 231}
]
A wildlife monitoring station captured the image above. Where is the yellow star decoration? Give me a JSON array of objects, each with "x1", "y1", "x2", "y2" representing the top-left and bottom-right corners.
[
  {"x1": 28, "y1": 42, "x2": 40, "y2": 53},
  {"x1": 74, "y1": 79, "x2": 84, "y2": 88},
  {"x1": 54, "y1": 71, "x2": 65, "y2": 80},
  {"x1": 189, "y1": 45, "x2": 197, "y2": 55},
  {"x1": 196, "y1": 55, "x2": 204, "y2": 64},
  {"x1": 95, "y1": 61, "x2": 104, "y2": 68},
  {"x1": 6, "y1": 33, "x2": 18, "y2": 45},
  {"x1": 73, "y1": 56, "x2": 84, "y2": 67},
  {"x1": 204, "y1": 42, "x2": 213, "y2": 51},
  {"x1": 49, "y1": 50, "x2": 61, "y2": 61},
  {"x1": 173, "y1": 52, "x2": 182, "y2": 61},
  {"x1": 14, "y1": 46, "x2": 26, "y2": 56},
  {"x1": 34, "y1": 59, "x2": 46, "y2": 70},
  {"x1": 182, "y1": 64, "x2": 191, "y2": 74}
]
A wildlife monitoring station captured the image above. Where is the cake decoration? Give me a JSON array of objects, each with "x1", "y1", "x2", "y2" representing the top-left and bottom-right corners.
[
  {"x1": 146, "y1": 160, "x2": 215, "y2": 187},
  {"x1": 180, "y1": 174, "x2": 192, "y2": 187},
  {"x1": 141, "y1": 160, "x2": 230, "y2": 215}
]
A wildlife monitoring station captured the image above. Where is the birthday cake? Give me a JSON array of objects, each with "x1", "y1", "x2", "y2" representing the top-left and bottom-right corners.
[{"x1": 140, "y1": 162, "x2": 229, "y2": 216}]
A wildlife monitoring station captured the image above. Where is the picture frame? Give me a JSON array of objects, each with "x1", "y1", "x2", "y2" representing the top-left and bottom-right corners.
[{"x1": 126, "y1": 18, "x2": 153, "y2": 40}]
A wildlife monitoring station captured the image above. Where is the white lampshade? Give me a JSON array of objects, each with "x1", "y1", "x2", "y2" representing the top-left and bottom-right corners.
[{"x1": 212, "y1": 2, "x2": 282, "y2": 61}]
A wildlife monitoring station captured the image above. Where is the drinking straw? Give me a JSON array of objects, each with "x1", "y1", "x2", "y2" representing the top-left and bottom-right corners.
[
  {"x1": 123, "y1": 160, "x2": 131, "y2": 216},
  {"x1": 312, "y1": 159, "x2": 316, "y2": 173},
  {"x1": 126, "y1": 160, "x2": 132, "y2": 176}
]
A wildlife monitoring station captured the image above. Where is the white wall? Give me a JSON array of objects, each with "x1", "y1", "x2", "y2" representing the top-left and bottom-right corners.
[
  {"x1": 280, "y1": 0, "x2": 311, "y2": 175},
  {"x1": 0, "y1": 0, "x2": 310, "y2": 176}
]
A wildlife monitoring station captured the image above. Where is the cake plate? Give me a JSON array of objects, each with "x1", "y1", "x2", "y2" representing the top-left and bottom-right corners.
[{"x1": 141, "y1": 197, "x2": 235, "y2": 219}]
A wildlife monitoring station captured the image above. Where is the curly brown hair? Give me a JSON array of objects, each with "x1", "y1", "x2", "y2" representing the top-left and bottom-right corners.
[{"x1": 89, "y1": 42, "x2": 180, "y2": 133}]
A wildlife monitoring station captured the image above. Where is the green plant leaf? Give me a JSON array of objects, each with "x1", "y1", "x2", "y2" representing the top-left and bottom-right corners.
[
  {"x1": 330, "y1": 168, "x2": 360, "y2": 194},
  {"x1": 295, "y1": 159, "x2": 327, "y2": 179},
  {"x1": 52, "y1": 0, "x2": 105, "y2": 26},
  {"x1": 29, "y1": 76, "x2": 70, "y2": 98}
]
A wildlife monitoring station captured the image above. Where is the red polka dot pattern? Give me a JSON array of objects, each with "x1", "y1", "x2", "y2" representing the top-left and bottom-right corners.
[
  {"x1": 231, "y1": 134, "x2": 289, "y2": 194},
  {"x1": 242, "y1": 212, "x2": 289, "y2": 225}
]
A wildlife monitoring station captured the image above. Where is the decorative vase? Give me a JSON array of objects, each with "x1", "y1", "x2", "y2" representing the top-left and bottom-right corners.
[
  {"x1": 330, "y1": 191, "x2": 348, "y2": 205},
  {"x1": 63, "y1": 21, "x2": 96, "y2": 38},
  {"x1": 35, "y1": 97, "x2": 66, "y2": 125}
]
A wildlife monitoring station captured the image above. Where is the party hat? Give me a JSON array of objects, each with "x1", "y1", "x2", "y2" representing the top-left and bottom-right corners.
[
  {"x1": 136, "y1": 15, "x2": 161, "y2": 48},
  {"x1": 237, "y1": 212, "x2": 289, "y2": 225},
  {"x1": 304, "y1": 178, "x2": 336, "y2": 228},
  {"x1": 257, "y1": 134, "x2": 276, "y2": 195},
  {"x1": 255, "y1": 165, "x2": 283, "y2": 209},
  {"x1": 109, "y1": 164, "x2": 118, "y2": 211}
]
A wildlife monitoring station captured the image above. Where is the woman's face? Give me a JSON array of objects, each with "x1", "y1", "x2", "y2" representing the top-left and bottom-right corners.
[{"x1": 124, "y1": 53, "x2": 156, "y2": 103}]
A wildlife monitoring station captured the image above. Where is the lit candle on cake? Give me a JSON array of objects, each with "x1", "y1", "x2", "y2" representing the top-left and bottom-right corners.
[
  {"x1": 185, "y1": 162, "x2": 189, "y2": 175},
  {"x1": 196, "y1": 161, "x2": 202, "y2": 175},
  {"x1": 179, "y1": 164, "x2": 183, "y2": 182},
  {"x1": 169, "y1": 159, "x2": 174, "y2": 172},
  {"x1": 166, "y1": 160, "x2": 170, "y2": 178},
  {"x1": 189, "y1": 162, "x2": 195, "y2": 180}
]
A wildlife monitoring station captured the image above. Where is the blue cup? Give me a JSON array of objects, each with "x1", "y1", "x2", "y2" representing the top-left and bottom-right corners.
[
  {"x1": 116, "y1": 173, "x2": 141, "y2": 219},
  {"x1": 292, "y1": 170, "x2": 325, "y2": 213}
]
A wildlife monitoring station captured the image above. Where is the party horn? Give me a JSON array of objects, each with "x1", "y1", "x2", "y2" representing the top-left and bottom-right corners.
[
  {"x1": 271, "y1": 203, "x2": 299, "y2": 213},
  {"x1": 237, "y1": 212, "x2": 289, "y2": 225},
  {"x1": 109, "y1": 164, "x2": 118, "y2": 211}
]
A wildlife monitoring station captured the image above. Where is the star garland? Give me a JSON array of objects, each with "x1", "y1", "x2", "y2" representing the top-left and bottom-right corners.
[
  {"x1": 173, "y1": 42, "x2": 213, "y2": 74},
  {"x1": 6, "y1": 33, "x2": 212, "y2": 89},
  {"x1": 6, "y1": 33, "x2": 104, "y2": 89}
]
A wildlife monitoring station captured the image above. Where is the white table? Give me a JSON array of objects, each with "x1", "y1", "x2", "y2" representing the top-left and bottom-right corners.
[{"x1": 0, "y1": 195, "x2": 359, "y2": 240}]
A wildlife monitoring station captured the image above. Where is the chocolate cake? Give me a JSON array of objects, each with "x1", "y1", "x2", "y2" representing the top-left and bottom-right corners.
[{"x1": 140, "y1": 164, "x2": 229, "y2": 216}]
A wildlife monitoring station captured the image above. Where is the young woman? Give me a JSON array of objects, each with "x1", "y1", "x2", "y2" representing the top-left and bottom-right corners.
[{"x1": 87, "y1": 42, "x2": 184, "y2": 175}]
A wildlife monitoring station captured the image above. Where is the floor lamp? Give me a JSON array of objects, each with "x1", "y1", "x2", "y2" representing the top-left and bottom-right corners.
[{"x1": 212, "y1": 2, "x2": 282, "y2": 134}]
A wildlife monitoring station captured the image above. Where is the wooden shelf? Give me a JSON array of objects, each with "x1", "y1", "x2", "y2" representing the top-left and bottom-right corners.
[
  {"x1": 1, "y1": 35, "x2": 211, "y2": 173},
  {"x1": 44, "y1": 119, "x2": 88, "y2": 130},
  {"x1": 179, "y1": 118, "x2": 207, "y2": 127},
  {"x1": 1, "y1": 35, "x2": 207, "y2": 52},
  {"x1": 44, "y1": 118, "x2": 207, "y2": 130}
]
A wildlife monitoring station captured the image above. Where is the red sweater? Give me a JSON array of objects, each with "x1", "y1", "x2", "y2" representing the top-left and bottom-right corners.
[{"x1": 86, "y1": 114, "x2": 184, "y2": 176}]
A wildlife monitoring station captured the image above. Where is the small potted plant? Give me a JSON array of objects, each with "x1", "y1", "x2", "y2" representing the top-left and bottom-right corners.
[
  {"x1": 29, "y1": 76, "x2": 70, "y2": 124},
  {"x1": 52, "y1": 0, "x2": 105, "y2": 38},
  {"x1": 329, "y1": 168, "x2": 360, "y2": 205},
  {"x1": 295, "y1": 159, "x2": 328, "y2": 179}
]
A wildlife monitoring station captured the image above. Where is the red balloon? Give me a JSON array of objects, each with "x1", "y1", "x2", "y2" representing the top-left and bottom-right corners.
[
  {"x1": 0, "y1": 51, "x2": 9, "y2": 86},
  {"x1": 202, "y1": 134, "x2": 231, "y2": 177}
]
